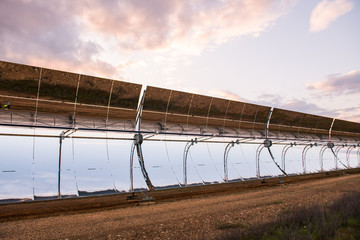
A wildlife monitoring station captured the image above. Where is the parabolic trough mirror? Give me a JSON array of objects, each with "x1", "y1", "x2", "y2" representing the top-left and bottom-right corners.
[{"x1": 0, "y1": 60, "x2": 359, "y2": 203}]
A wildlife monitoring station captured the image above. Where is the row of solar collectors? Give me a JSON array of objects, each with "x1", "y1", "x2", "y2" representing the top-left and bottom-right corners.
[
  {"x1": 0, "y1": 61, "x2": 359, "y2": 137},
  {"x1": 143, "y1": 87, "x2": 359, "y2": 137},
  {"x1": 0, "y1": 61, "x2": 141, "y2": 121}
]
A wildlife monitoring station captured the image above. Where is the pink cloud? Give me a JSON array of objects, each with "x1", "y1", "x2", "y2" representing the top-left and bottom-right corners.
[
  {"x1": 207, "y1": 89, "x2": 244, "y2": 101},
  {"x1": 255, "y1": 93, "x2": 360, "y2": 122},
  {"x1": 307, "y1": 70, "x2": 360, "y2": 94},
  {"x1": 0, "y1": 0, "x2": 294, "y2": 79},
  {"x1": 79, "y1": 0, "x2": 294, "y2": 52},
  {"x1": 335, "y1": 107, "x2": 360, "y2": 122},
  {"x1": 0, "y1": 0, "x2": 122, "y2": 77},
  {"x1": 310, "y1": 0, "x2": 354, "y2": 32},
  {"x1": 255, "y1": 94, "x2": 327, "y2": 114}
]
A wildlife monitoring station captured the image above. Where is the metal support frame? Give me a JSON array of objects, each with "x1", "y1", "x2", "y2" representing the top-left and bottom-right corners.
[
  {"x1": 266, "y1": 107, "x2": 273, "y2": 139},
  {"x1": 185, "y1": 94, "x2": 194, "y2": 131},
  {"x1": 256, "y1": 108, "x2": 287, "y2": 178},
  {"x1": 302, "y1": 143, "x2": 316, "y2": 174},
  {"x1": 183, "y1": 138, "x2": 198, "y2": 186},
  {"x1": 319, "y1": 142, "x2": 335, "y2": 171},
  {"x1": 130, "y1": 86, "x2": 154, "y2": 191},
  {"x1": 58, "y1": 128, "x2": 77, "y2": 199},
  {"x1": 129, "y1": 143, "x2": 135, "y2": 192},
  {"x1": 34, "y1": 68, "x2": 43, "y2": 124},
  {"x1": 281, "y1": 142, "x2": 295, "y2": 172},
  {"x1": 256, "y1": 139, "x2": 287, "y2": 178},
  {"x1": 357, "y1": 143, "x2": 360, "y2": 167},
  {"x1": 319, "y1": 142, "x2": 347, "y2": 171},
  {"x1": 346, "y1": 145, "x2": 356, "y2": 168},
  {"x1": 357, "y1": 146, "x2": 360, "y2": 167},
  {"x1": 329, "y1": 118, "x2": 335, "y2": 141},
  {"x1": 334, "y1": 145, "x2": 345, "y2": 170},
  {"x1": 223, "y1": 140, "x2": 240, "y2": 182},
  {"x1": 133, "y1": 133, "x2": 154, "y2": 190},
  {"x1": 319, "y1": 145, "x2": 328, "y2": 172},
  {"x1": 332, "y1": 143, "x2": 347, "y2": 169},
  {"x1": 256, "y1": 143, "x2": 265, "y2": 178},
  {"x1": 321, "y1": 118, "x2": 335, "y2": 172}
]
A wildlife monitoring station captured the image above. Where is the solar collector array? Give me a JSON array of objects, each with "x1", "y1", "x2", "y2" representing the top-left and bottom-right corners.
[
  {"x1": 0, "y1": 60, "x2": 359, "y2": 139},
  {"x1": 0, "y1": 61, "x2": 141, "y2": 122}
]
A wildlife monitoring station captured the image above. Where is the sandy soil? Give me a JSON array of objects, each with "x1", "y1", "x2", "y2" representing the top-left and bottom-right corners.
[{"x1": 1, "y1": 171, "x2": 360, "y2": 239}]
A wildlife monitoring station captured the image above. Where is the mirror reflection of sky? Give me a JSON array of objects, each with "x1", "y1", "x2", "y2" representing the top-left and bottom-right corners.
[{"x1": 0, "y1": 127, "x2": 359, "y2": 200}]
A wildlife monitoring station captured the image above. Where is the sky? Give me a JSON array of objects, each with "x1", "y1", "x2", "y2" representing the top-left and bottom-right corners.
[{"x1": 0, "y1": 0, "x2": 359, "y2": 122}]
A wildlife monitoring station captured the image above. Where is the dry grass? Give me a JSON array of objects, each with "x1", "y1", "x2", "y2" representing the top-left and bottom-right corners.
[{"x1": 218, "y1": 192, "x2": 360, "y2": 240}]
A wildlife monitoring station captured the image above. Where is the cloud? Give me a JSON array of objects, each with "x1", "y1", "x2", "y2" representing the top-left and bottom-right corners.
[
  {"x1": 255, "y1": 93, "x2": 326, "y2": 113},
  {"x1": 0, "y1": 0, "x2": 126, "y2": 78},
  {"x1": 207, "y1": 89, "x2": 245, "y2": 101},
  {"x1": 190, "y1": 90, "x2": 358, "y2": 122},
  {"x1": 335, "y1": 106, "x2": 360, "y2": 122},
  {"x1": 0, "y1": 0, "x2": 295, "y2": 79},
  {"x1": 78, "y1": 0, "x2": 293, "y2": 54},
  {"x1": 307, "y1": 70, "x2": 360, "y2": 94},
  {"x1": 254, "y1": 93, "x2": 360, "y2": 122},
  {"x1": 309, "y1": 0, "x2": 354, "y2": 32}
]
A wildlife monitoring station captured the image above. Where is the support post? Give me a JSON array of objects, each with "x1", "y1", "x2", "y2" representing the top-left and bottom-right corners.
[
  {"x1": 223, "y1": 140, "x2": 239, "y2": 182},
  {"x1": 58, "y1": 128, "x2": 77, "y2": 199},
  {"x1": 256, "y1": 144, "x2": 265, "y2": 178},
  {"x1": 129, "y1": 143, "x2": 135, "y2": 192},
  {"x1": 319, "y1": 144, "x2": 330, "y2": 172},
  {"x1": 129, "y1": 86, "x2": 154, "y2": 191},
  {"x1": 329, "y1": 118, "x2": 335, "y2": 141},
  {"x1": 58, "y1": 134, "x2": 64, "y2": 199},
  {"x1": 357, "y1": 146, "x2": 360, "y2": 167},
  {"x1": 265, "y1": 107, "x2": 274, "y2": 139},
  {"x1": 331, "y1": 143, "x2": 347, "y2": 169},
  {"x1": 346, "y1": 145, "x2": 356, "y2": 168},
  {"x1": 334, "y1": 145, "x2": 344, "y2": 170},
  {"x1": 266, "y1": 140, "x2": 287, "y2": 176},
  {"x1": 134, "y1": 133, "x2": 154, "y2": 190},
  {"x1": 302, "y1": 143, "x2": 315, "y2": 174},
  {"x1": 183, "y1": 138, "x2": 197, "y2": 186},
  {"x1": 281, "y1": 143, "x2": 295, "y2": 172}
]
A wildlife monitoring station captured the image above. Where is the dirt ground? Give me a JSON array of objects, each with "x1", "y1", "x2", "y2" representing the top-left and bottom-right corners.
[{"x1": 1, "y1": 171, "x2": 360, "y2": 239}]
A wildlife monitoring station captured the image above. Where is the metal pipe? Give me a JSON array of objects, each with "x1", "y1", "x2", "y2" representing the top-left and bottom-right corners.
[
  {"x1": 267, "y1": 145, "x2": 288, "y2": 176},
  {"x1": 301, "y1": 144, "x2": 314, "y2": 174},
  {"x1": 256, "y1": 144, "x2": 265, "y2": 178},
  {"x1": 57, "y1": 135, "x2": 63, "y2": 199},
  {"x1": 346, "y1": 145, "x2": 356, "y2": 168},
  {"x1": 0, "y1": 121, "x2": 356, "y2": 143},
  {"x1": 134, "y1": 134, "x2": 154, "y2": 190},
  {"x1": 129, "y1": 143, "x2": 135, "y2": 192},
  {"x1": 334, "y1": 145, "x2": 343, "y2": 170},
  {"x1": 319, "y1": 145, "x2": 327, "y2": 172},
  {"x1": 281, "y1": 143, "x2": 294, "y2": 172},
  {"x1": 57, "y1": 128, "x2": 76, "y2": 199},
  {"x1": 266, "y1": 107, "x2": 274, "y2": 139},
  {"x1": 331, "y1": 143, "x2": 347, "y2": 169},
  {"x1": 183, "y1": 138, "x2": 197, "y2": 186},
  {"x1": 223, "y1": 140, "x2": 239, "y2": 182},
  {"x1": 329, "y1": 118, "x2": 335, "y2": 141}
]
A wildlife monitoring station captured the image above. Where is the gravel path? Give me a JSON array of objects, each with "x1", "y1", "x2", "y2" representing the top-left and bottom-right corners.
[{"x1": 1, "y1": 174, "x2": 359, "y2": 239}]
